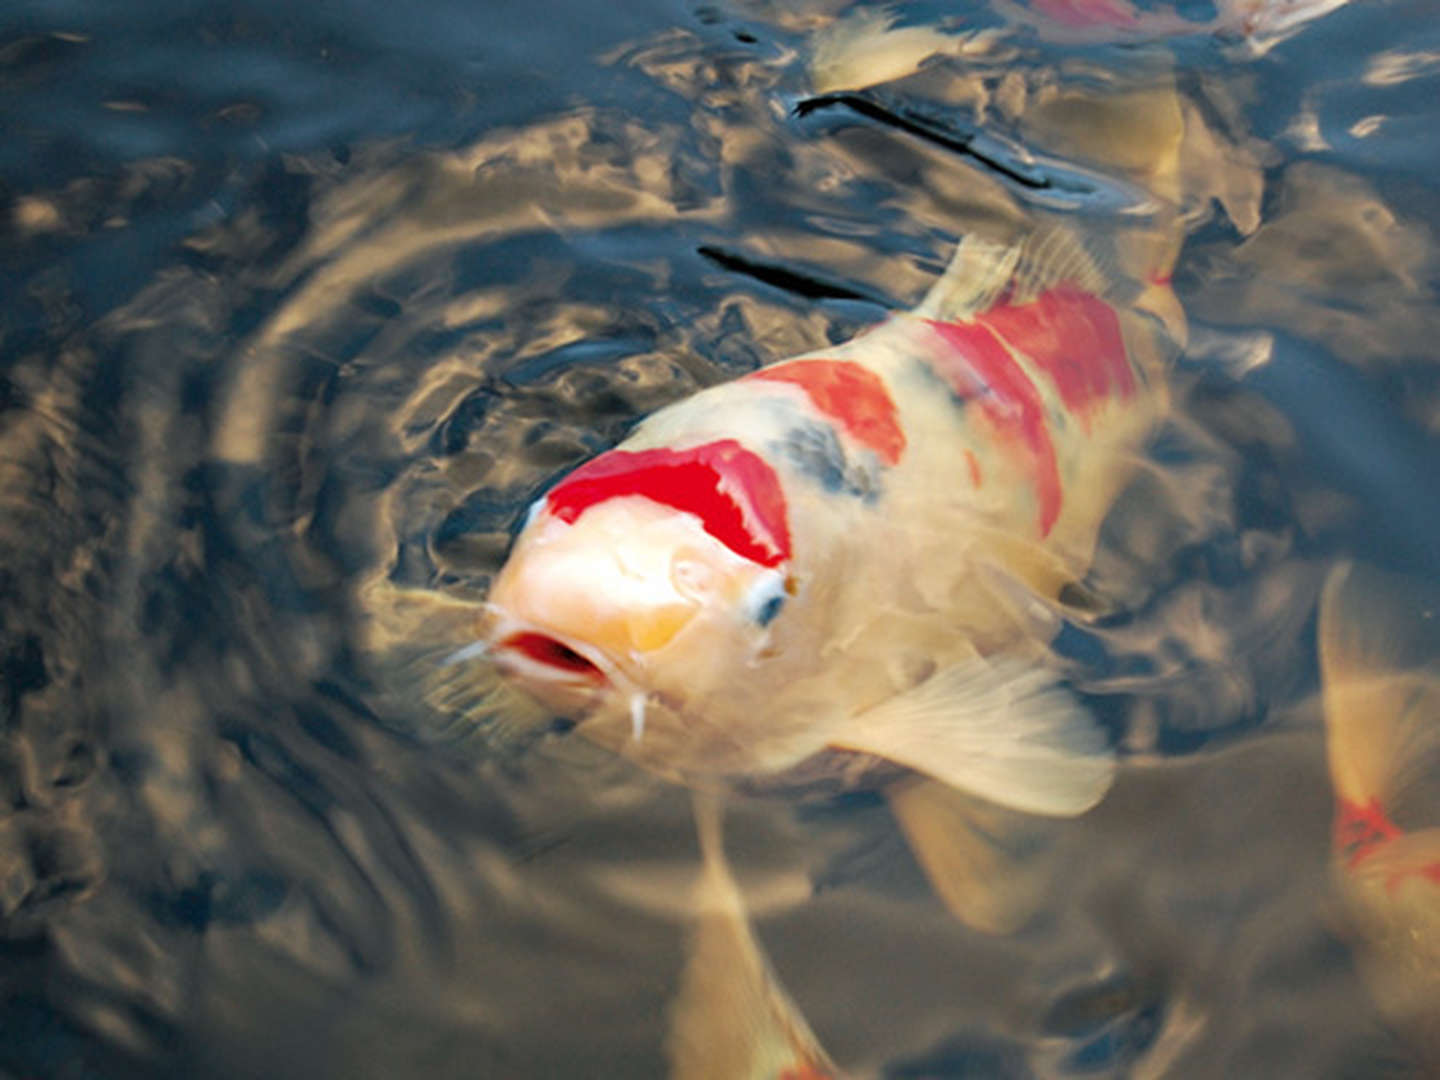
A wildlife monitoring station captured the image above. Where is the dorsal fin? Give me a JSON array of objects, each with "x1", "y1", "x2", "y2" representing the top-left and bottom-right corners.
[
  {"x1": 1008, "y1": 226, "x2": 1112, "y2": 304},
  {"x1": 914, "y1": 226, "x2": 1117, "y2": 324},
  {"x1": 914, "y1": 233, "x2": 1022, "y2": 322}
]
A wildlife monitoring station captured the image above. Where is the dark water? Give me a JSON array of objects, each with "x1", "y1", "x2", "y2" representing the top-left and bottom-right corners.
[{"x1": 3, "y1": 0, "x2": 1439, "y2": 1076}]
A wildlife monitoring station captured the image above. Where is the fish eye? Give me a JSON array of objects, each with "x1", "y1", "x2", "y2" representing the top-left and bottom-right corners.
[{"x1": 746, "y1": 573, "x2": 789, "y2": 627}]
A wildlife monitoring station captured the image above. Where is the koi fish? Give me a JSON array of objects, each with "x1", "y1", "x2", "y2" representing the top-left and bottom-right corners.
[
  {"x1": 1319, "y1": 562, "x2": 1440, "y2": 1057},
  {"x1": 456, "y1": 214, "x2": 1182, "y2": 933}
]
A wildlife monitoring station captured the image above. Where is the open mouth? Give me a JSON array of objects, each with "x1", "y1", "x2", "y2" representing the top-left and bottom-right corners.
[{"x1": 494, "y1": 631, "x2": 607, "y2": 683}]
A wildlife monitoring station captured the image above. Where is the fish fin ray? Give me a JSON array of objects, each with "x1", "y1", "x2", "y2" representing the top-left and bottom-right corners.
[
  {"x1": 914, "y1": 233, "x2": 1022, "y2": 322},
  {"x1": 887, "y1": 778, "x2": 1058, "y2": 935},
  {"x1": 917, "y1": 225, "x2": 1126, "y2": 326},
  {"x1": 829, "y1": 659, "x2": 1115, "y2": 816},
  {"x1": 1008, "y1": 225, "x2": 1113, "y2": 305}
]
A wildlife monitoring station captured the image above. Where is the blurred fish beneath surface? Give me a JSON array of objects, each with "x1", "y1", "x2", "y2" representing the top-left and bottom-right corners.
[{"x1": 1, "y1": 0, "x2": 1439, "y2": 1076}]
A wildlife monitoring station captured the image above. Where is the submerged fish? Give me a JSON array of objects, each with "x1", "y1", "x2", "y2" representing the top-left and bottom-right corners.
[{"x1": 1319, "y1": 562, "x2": 1440, "y2": 1057}]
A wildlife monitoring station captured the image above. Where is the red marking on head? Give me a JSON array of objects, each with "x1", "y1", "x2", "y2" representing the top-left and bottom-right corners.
[
  {"x1": 1334, "y1": 798, "x2": 1402, "y2": 869},
  {"x1": 545, "y1": 440, "x2": 791, "y2": 567},
  {"x1": 1028, "y1": 0, "x2": 1141, "y2": 28},
  {"x1": 745, "y1": 359, "x2": 906, "y2": 465},
  {"x1": 924, "y1": 319, "x2": 1061, "y2": 536},
  {"x1": 978, "y1": 287, "x2": 1134, "y2": 421},
  {"x1": 964, "y1": 449, "x2": 983, "y2": 488}
]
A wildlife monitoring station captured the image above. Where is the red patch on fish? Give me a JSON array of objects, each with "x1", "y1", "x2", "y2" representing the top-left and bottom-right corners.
[
  {"x1": 546, "y1": 439, "x2": 791, "y2": 567},
  {"x1": 1029, "y1": 0, "x2": 1140, "y2": 28},
  {"x1": 1334, "y1": 797, "x2": 1402, "y2": 869},
  {"x1": 978, "y1": 287, "x2": 1134, "y2": 421},
  {"x1": 746, "y1": 359, "x2": 906, "y2": 465},
  {"x1": 924, "y1": 319, "x2": 1062, "y2": 536}
]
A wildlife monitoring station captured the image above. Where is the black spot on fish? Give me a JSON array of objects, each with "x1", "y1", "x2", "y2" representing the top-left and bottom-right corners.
[{"x1": 775, "y1": 421, "x2": 880, "y2": 501}]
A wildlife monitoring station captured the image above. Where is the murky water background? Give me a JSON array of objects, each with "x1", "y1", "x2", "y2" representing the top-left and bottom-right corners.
[{"x1": 3, "y1": 0, "x2": 1440, "y2": 1076}]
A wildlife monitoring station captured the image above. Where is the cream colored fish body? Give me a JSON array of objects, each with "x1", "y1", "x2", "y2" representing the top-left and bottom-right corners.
[{"x1": 485, "y1": 231, "x2": 1174, "y2": 816}]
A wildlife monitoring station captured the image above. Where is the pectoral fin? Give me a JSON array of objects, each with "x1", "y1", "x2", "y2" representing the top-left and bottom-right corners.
[
  {"x1": 828, "y1": 660, "x2": 1115, "y2": 817},
  {"x1": 887, "y1": 778, "x2": 1058, "y2": 935}
]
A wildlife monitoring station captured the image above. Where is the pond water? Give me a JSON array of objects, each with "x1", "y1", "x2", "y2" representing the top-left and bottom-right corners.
[{"x1": 2, "y1": 0, "x2": 1439, "y2": 1076}]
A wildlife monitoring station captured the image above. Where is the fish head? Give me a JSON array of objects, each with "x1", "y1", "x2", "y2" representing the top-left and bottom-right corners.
[{"x1": 483, "y1": 491, "x2": 792, "y2": 742}]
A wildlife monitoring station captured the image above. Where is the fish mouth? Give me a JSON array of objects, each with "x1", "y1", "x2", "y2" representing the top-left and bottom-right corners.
[
  {"x1": 495, "y1": 630, "x2": 607, "y2": 683},
  {"x1": 482, "y1": 612, "x2": 619, "y2": 694},
  {"x1": 485, "y1": 618, "x2": 661, "y2": 743}
]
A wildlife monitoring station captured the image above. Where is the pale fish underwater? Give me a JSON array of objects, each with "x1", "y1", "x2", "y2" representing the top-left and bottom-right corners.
[{"x1": 1320, "y1": 562, "x2": 1440, "y2": 1062}]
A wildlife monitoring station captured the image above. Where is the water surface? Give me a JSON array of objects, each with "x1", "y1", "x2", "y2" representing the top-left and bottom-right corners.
[{"x1": 2, "y1": 0, "x2": 1439, "y2": 1076}]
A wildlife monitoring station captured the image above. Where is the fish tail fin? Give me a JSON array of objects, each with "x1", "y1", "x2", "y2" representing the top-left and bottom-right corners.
[
  {"x1": 1320, "y1": 562, "x2": 1440, "y2": 816},
  {"x1": 887, "y1": 777, "x2": 1060, "y2": 935}
]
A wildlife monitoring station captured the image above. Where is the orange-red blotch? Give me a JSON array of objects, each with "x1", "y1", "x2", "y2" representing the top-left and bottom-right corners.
[
  {"x1": 964, "y1": 449, "x2": 983, "y2": 488},
  {"x1": 978, "y1": 287, "x2": 1134, "y2": 420},
  {"x1": 746, "y1": 359, "x2": 906, "y2": 465},
  {"x1": 546, "y1": 440, "x2": 791, "y2": 567},
  {"x1": 1334, "y1": 797, "x2": 1402, "y2": 869},
  {"x1": 925, "y1": 319, "x2": 1062, "y2": 536}
]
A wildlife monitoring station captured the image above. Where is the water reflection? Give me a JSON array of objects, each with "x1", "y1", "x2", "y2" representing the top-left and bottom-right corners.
[{"x1": 1, "y1": 0, "x2": 1438, "y2": 1076}]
